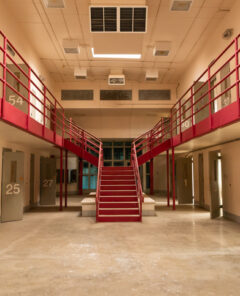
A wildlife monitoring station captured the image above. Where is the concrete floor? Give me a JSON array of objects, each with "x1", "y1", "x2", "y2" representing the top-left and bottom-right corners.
[{"x1": 0, "y1": 206, "x2": 240, "y2": 296}]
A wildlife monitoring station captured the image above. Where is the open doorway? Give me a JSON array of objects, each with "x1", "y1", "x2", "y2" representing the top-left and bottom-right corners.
[{"x1": 209, "y1": 151, "x2": 223, "y2": 219}]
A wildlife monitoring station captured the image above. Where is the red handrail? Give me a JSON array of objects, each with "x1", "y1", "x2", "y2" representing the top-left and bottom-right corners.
[
  {"x1": 133, "y1": 34, "x2": 240, "y2": 159},
  {"x1": 131, "y1": 143, "x2": 143, "y2": 220},
  {"x1": 96, "y1": 143, "x2": 103, "y2": 221},
  {"x1": 0, "y1": 30, "x2": 102, "y2": 161}
]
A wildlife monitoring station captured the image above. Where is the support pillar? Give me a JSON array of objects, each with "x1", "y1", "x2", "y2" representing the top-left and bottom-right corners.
[
  {"x1": 172, "y1": 146, "x2": 176, "y2": 210},
  {"x1": 150, "y1": 158, "x2": 154, "y2": 195},
  {"x1": 59, "y1": 148, "x2": 63, "y2": 211},
  {"x1": 65, "y1": 150, "x2": 68, "y2": 208},
  {"x1": 166, "y1": 150, "x2": 170, "y2": 207},
  {"x1": 79, "y1": 158, "x2": 83, "y2": 195}
]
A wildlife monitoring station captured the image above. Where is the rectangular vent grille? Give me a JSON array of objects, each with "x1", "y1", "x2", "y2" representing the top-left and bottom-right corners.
[
  {"x1": 43, "y1": 0, "x2": 65, "y2": 8},
  {"x1": 100, "y1": 90, "x2": 132, "y2": 100},
  {"x1": 91, "y1": 7, "x2": 117, "y2": 32},
  {"x1": 139, "y1": 90, "x2": 171, "y2": 100},
  {"x1": 90, "y1": 6, "x2": 147, "y2": 33},
  {"x1": 61, "y1": 90, "x2": 93, "y2": 101},
  {"x1": 120, "y1": 7, "x2": 146, "y2": 32}
]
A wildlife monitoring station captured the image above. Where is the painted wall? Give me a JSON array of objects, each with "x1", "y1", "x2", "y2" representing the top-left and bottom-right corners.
[
  {"x1": 0, "y1": 140, "x2": 50, "y2": 217},
  {"x1": 177, "y1": 0, "x2": 240, "y2": 98},
  {"x1": 0, "y1": 0, "x2": 56, "y2": 100},
  {"x1": 190, "y1": 140, "x2": 240, "y2": 220}
]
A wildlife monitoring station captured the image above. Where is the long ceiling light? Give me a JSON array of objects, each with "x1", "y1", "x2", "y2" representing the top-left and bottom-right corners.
[{"x1": 91, "y1": 48, "x2": 141, "y2": 59}]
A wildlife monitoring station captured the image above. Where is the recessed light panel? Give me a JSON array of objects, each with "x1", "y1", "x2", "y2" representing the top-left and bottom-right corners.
[{"x1": 171, "y1": 0, "x2": 192, "y2": 11}]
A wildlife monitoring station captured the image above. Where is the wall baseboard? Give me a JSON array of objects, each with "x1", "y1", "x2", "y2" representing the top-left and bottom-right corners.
[{"x1": 224, "y1": 211, "x2": 240, "y2": 224}]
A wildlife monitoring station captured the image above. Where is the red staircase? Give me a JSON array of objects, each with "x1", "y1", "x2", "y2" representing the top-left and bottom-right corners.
[{"x1": 97, "y1": 167, "x2": 141, "y2": 222}]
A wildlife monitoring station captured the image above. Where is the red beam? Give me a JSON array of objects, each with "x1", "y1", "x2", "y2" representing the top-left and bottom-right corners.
[
  {"x1": 172, "y1": 147, "x2": 175, "y2": 210},
  {"x1": 65, "y1": 150, "x2": 68, "y2": 208},
  {"x1": 167, "y1": 150, "x2": 170, "y2": 207}
]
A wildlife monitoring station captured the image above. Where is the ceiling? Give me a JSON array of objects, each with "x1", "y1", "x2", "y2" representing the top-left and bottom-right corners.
[{"x1": 4, "y1": 0, "x2": 237, "y2": 84}]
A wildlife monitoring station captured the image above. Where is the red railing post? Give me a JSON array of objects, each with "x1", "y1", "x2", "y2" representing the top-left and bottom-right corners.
[
  {"x1": 65, "y1": 149, "x2": 68, "y2": 208},
  {"x1": 166, "y1": 149, "x2": 170, "y2": 207},
  {"x1": 207, "y1": 66, "x2": 212, "y2": 129},
  {"x1": 27, "y1": 67, "x2": 31, "y2": 129},
  {"x1": 79, "y1": 157, "x2": 83, "y2": 195},
  {"x1": 54, "y1": 100, "x2": 57, "y2": 142},
  {"x1": 69, "y1": 117, "x2": 72, "y2": 141},
  {"x1": 179, "y1": 100, "x2": 182, "y2": 141},
  {"x1": 1, "y1": 35, "x2": 7, "y2": 117},
  {"x1": 235, "y1": 37, "x2": 240, "y2": 116},
  {"x1": 59, "y1": 147, "x2": 63, "y2": 211},
  {"x1": 43, "y1": 86, "x2": 46, "y2": 136},
  {"x1": 191, "y1": 86, "x2": 194, "y2": 132},
  {"x1": 172, "y1": 146, "x2": 176, "y2": 210}
]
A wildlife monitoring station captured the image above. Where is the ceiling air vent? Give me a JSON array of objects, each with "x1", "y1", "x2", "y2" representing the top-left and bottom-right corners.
[
  {"x1": 153, "y1": 41, "x2": 171, "y2": 57},
  {"x1": 90, "y1": 7, "x2": 117, "y2": 32},
  {"x1": 146, "y1": 70, "x2": 158, "y2": 81},
  {"x1": 74, "y1": 68, "x2": 87, "y2": 79},
  {"x1": 43, "y1": 0, "x2": 65, "y2": 8},
  {"x1": 120, "y1": 7, "x2": 147, "y2": 32},
  {"x1": 62, "y1": 39, "x2": 80, "y2": 54},
  {"x1": 108, "y1": 75, "x2": 125, "y2": 86},
  {"x1": 90, "y1": 6, "x2": 147, "y2": 33},
  {"x1": 170, "y1": 0, "x2": 192, "y2": 11}
]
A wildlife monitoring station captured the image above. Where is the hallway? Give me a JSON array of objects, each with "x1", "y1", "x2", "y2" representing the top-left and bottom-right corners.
[{"x1": 0, "y1": 207, "x2": 239, "y2": 296}]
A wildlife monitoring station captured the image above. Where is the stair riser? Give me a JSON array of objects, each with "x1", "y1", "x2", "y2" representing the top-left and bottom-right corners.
[
  {"x1": 100, "y1": 197, "x2": 138, "y2": 202},
  {"x1": 99, "y1": 209, "x2": 139, "y2": 215},
  {"x1": 102, "y1": 171, "x2": 134, "y2": 176},
  {"x1": 100, "y1": 191, "x2": 137, "y2": 196},
  {"x1": 101, "y1": 181, "x2": 136, "y2": 185},
  {"x1": 102, "y1": 167, "x2": 133, "y2": 171},
  {"x1": 100, "y1": 186, "x2": 136, "y2": 190},
  {"x1": 101, "y1": 176, "x2": 135, "y2": 180},
  {"x1": 97, "y1": 216, "x2": 141, "y2": 222},
  {"x1": 99, "y1": 202, "x2": 139, "y2": 208}
]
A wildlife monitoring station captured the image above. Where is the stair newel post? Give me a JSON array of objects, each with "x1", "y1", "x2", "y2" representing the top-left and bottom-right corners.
[
  {"x1": 65, "y1": 149, "x2": 68, "y2": 208},
  {"x1": 172, "y1": 146, "x2": 176, "y2": 210},
  {"x1": 235, "y1": 36, "x2": 240, "y2": 116},
  {"x1": 59, "y1": 147, "x2": 63, "y2": 211},
  {"x1": 149, "y1": 130, "x2": 154, "y2": 195},
  {"x1": 78, "y1": 157, "x2": 83, "y2": 195},
  {"x1": 166, "y1": 149, "x2": 170, "y2": 207},
  {"x1": 43, "y1": 86, "x2": 46, "y2": 137}
]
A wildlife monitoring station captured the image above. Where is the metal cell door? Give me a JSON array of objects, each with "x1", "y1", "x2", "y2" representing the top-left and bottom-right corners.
[
  {"x1": 40, "y1": 157, "x2": 56, "y2": 205},
  {"x1": 1, "y1": 151, "x2": 24, "y2": 222},
  {"x1": 209, "y1": 151, "x2": 221, "y2": 219},
  {"x1": 176, "y1": 157, "x2": 193, "y2": 204}
]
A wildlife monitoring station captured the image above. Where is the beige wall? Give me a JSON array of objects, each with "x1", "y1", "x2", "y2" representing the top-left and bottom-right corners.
[
  {"x1": 190, "y1": 140, "x2": 240, "y2": 218},
  {"x1": 0, "y1": 0, "x2": 56, "y2": 98},
  {"x1": 56, "y1": 80, "x2": 177, "y2": 110},
  {"x1": 0, "y1": 140, "x2": 50, "y2": 217},
  {"x1": 178, "y1": 0, "x2": 240, "y2": 98}
]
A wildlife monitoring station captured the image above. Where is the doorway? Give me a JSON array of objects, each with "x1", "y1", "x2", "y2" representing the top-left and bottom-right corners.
[
  {"x1": 1, "y1": 150, "x2": 24, "y2": 222},
  {"x1": 209, "y1": 151, "x2": 223, "y2": 218},
  {"x1": 30, "y1": 154, "x2": 35, "y2": 206},
  {"x1": 176, "y1": 157, "x2": 193, "y2": 204},
  {"x1": 198, "y1": 153, "x2": 205, "y2": 208}
]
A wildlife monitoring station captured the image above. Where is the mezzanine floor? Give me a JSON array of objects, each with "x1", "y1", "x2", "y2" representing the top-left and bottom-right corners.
[{"x1": 0, "y1": 205, "x2": 240, "y2": 296}]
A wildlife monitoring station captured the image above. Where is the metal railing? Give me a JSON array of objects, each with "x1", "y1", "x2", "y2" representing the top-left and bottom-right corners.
[
  {"x1": 0, "y1": 30, "x2": 102, "y2": 160},
  {"x1": 133, "y1": 34, "x2": 240, "y2": 158},
  {"x1": 131, "y1": 143, "x2": 143, "y2": 220},
  {"x1": 96, "y1": 143, "x2": 103, "y2": 221}
]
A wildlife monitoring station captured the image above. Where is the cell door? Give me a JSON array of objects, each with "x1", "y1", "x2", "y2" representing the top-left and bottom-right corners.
[
  {"x1": 40, "y1": 157, "x2": 56, "y2": 205},
  {"x1": 209, "y1": 151, "x2": 221, "y2": 219},
  {"x1": 176, "y1": 157, "x2": 193, "y2": 204},
  {"x1": 1, "y1": 151, "x2": 24, "y2": 222},
  {"x1": 193, "y1": 81, "x2": 209, "y2": 124},
  {"x1": 198, "y1": 153, "x2": 204, "y2": 208}
]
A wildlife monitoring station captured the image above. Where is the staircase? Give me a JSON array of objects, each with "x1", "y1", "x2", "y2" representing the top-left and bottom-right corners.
[{"x1": 97, "y1": 166, "x2": 141, "y2": 222}]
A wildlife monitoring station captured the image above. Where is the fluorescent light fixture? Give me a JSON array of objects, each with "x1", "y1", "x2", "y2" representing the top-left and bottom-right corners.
[{"x1": 91, "y1": 48, "x2": 141, "y2": 59}]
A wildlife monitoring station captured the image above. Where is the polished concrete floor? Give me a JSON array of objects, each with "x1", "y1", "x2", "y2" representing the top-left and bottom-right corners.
[{"x1": 0, "y1": 206, "x2": 240, "y2": 296}]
